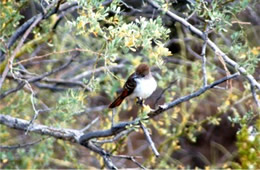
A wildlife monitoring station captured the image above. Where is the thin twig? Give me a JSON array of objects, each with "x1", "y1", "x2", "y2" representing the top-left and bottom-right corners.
[
  {"x1": 94, "y1": 129, "x2": 134, "y2": 144},
  {"x1": 83, "y1": 141, "x2": 118, "y2": 169},
  {"x1": 80, "y1": 117, "x2": 100, "y2": 133},
  {"x1": 38, "y1": 78, "x2": 90, "y2": 89},
  {"x1": 250, "y1": 83, "x2": 260, "y2": 108},
  {"x1": 33, "y1": 82, "x2": 67, "y2": 91},
  {"x1": 71, "y1": 64, "x2": 125, "y2": 81},
  {"x1": 25, "y1": 54, "x2": 78, "y2": 132},
  {"x1": 0, "y1": 139, "x2": 43, "y2": 150},
  {"x1": 112, "y1": 108, "x2": 116, "y2": 127},
  {"x1": 185, "y1": 10, "x2": 196, "y2": 21},
  {"x1": 0, "y1": 15, "x2": 43, "y2": 90},
  {"x1": 13, "y1": 48, "x2": 101, "y2": 66},
  {"x1": 154, "y1": 79, "x2": 177, "y2": 106},
  {"x1": 111, "y1": 155, "x2": 146, "y2": 169},
  {"x1": 0, "y1": 54, "x2": 78, "y2": 99},
  {"x1": 74, "y1": 105, "x2": 108, "y2": 116},
  {"x1": 201, "y1": 24, "x2": 209, "y2": 87},
  {"x1": 140, "y1": 121, "x2": 160, "y2": 157}
]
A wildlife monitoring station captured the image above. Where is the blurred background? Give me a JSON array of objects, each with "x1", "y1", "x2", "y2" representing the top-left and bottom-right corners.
[{"x1": 0, "y1": 0, "x2": 259, "y2": 169}]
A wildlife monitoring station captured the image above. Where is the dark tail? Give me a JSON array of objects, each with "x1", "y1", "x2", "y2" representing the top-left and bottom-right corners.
[{"x1": 109, "y1": 94, "x2": 127, "y2": 108}]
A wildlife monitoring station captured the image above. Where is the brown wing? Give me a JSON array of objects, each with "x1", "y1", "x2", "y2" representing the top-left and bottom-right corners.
[
  {"x1": 108, "y1": 73, "x2": 137, "y2": 108},
  {"x1": 123, "y1": 73, "x2": 137, "y2": 96}
]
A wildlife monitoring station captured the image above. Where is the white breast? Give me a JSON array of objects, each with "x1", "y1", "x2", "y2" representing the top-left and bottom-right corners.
[{"x1": 132, "y1": 76, "x2": 157, "y2": 99}]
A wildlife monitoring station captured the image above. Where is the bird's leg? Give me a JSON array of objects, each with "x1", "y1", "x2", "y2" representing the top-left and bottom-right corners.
[
  {"x1": 111, "y1": 108, "x2": 116, "y2": 128},
  {"x1": 136, "y1": 97, "x2": 144, "y2": 107}
]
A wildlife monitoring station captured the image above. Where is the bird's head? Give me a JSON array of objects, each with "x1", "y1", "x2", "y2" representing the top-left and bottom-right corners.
[{"x1": 135, "y1": 63, "x2": 150, "y2": 78}]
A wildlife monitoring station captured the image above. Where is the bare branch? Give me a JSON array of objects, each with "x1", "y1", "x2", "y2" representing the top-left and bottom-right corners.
[
  {"x1": 94, "y1": 129, "x2": 133, "y2": 144},
  {"x1": 201, "y1": 24, "x2": 210, "y2": 87},
  {"x1": 0, "y1": 114, "x2": 80, "y2": 141},
  {"x1": 80, "y1": 117, "x2": 100, "y2": 133},
  {"x1": 0, "y1": 15, "x2": 43, "y2": 90},
  {"x1": 0, "y1": 53, "x2": 78, "y2": 99},
  {"x1": 111, "y1": 155, "x2": 146, "y2": 169},
  {"x1": 149, "y1": 72, "x2": 240, "y2": 118},
  {"x1": 33, "y1": 82, "x2": 67, "y2": 91},
  {"x1": 40, "y1": 78, "x2": 89, "y2": 89},
  {"x1": 154, "y1": 79, "x2": 177, "y2": 106},
  {"x1": 0, "y1": 139, "x2": 44, "y2": 150},
  {"x1": 82, "y1": 141, "x2": 118, "y2": 169},
  {"x1": 71, "y1": 64, "x2": 125, "y2": 81},
  {"x1": 140, "y1": 121, "x2": 160, "y2": 157},
  {"x1": 74, "y1": 105, "x2": 108, "y2": 116},
  {"x1": 250, "y1": 83, "x2": 260, "y2": 108},
  {"x1": 0, "y1": 114, "x2": 116, "y2": 169}
]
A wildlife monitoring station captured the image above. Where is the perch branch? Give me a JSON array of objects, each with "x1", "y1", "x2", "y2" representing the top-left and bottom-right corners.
[{"x1": 79, "y1": 72, "x2": 240, "y2": 143}]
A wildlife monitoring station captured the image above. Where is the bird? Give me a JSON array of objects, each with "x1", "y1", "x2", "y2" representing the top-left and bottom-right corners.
[{"x1": 109, "y1": 63, "x2": 157, "y2": 108}]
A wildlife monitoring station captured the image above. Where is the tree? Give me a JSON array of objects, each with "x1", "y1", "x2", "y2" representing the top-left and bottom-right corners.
[{"x1": 0, "y1": 0, "x2": 259, "y2": 169}]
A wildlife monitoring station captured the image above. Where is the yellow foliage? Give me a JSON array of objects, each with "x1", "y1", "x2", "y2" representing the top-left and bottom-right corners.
[
  {"x1": 2, "y1": 159, "x2": 8, "y2": 163},
  {"x1": 142, "y1": 104, "x2": 151, "y2": 113},
  {"x1": 225, "y1": 100, "x2": 231, "y2": 106},
  {"x1": 131, "y1": 57, "x2": 141, "y2": 66},
  {"x1": 251, "y1": 46, "x2": 260, "y2": 55}
]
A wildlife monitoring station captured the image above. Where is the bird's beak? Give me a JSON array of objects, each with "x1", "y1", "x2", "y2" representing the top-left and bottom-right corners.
[{"x1": 132, "y1": 73, "x2": 139, "y2": 79}]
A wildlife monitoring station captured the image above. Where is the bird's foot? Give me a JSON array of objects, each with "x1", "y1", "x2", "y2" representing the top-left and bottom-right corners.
[{"x1": 136, "y1": 97, "x2": 144, "y2": 107}]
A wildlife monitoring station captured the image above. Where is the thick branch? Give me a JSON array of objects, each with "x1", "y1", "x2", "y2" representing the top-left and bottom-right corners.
[
  {"x1": 0, "y1": 114, "x2": 116, "y2": 169},
  {"x1": 0, "y1": 114, "x2": 80, "y2": 141}
]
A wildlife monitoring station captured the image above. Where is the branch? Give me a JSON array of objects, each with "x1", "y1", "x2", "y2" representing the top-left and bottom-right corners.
[
  {"x1": 0, "y1": 139, "x2": 43, "y2": 150},
  {"x1": 74, "y1": 105, "x2": 108, "y2": 116},
  {"x1": 149, "y1": 72, "x2": 240, "y2": 118},
  {"x1": 71, "y1": 64, "x2": 125, "y2": 81},
  {"x1": 0, "y1": 53, "x2": 78, "y2": 99},
  {"x1": 0, "y1": 15, "x2": 43, "y2": 90},
  {"x1": 154, "y1": 79, "x2": 177, "y2": 106},
  {"x1": 140, "y1": 121, "x2": 160, "y2": 157},
  {"x1": 0, "y1": 2, "x2": 79, "y2": 88},
  {"x1": 79, "y1": 73, "x2": 240, "y2": 143},
  {"x1": 94, "y1": 129, "x2": 133, "y2": 144},
  {"x1": 0, "y1": 114, "x2": 80, "y2": 141},
  {"x1": 201, "y1": 24, "x2": 210, "y2": 87},
  {"x1": 0, "y1": 114, "x2": 117, "y2": 169},
  {"x1": 111, "y1": 155, "x2": 146, "y2": 169},
  {"x1": 80, "y1": 117, "x2": 100, "y2": 133}
]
